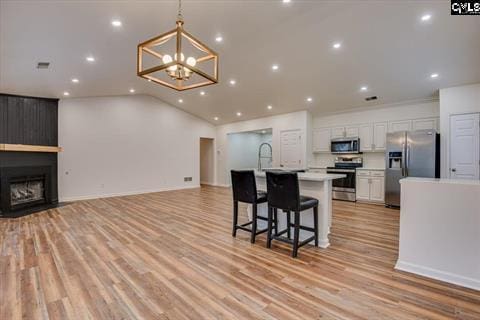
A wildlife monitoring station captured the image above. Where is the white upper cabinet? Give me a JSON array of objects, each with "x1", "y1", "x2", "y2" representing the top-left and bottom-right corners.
[
  {"x1": 345, "y1": 125, "x2": 359, "y2": 138},
  {"x1": 330, "y1": 125, "x2": 359, "y2": 139},
  {"x1": 331, "y1": 126, "x2": 345, "y2": 139},
  {"x1": 312, "y1": 117, "x2": 437, "y2": 154},
  {"x1": 412, "y1": 118, "x2": 438, "y2": 131},
  {"x1": 373, "y1": 122, "x2": 388, "y2": 151},
  {"x1": 389, "y1": 120, "x2": 412, "y2": 132},
  {"x1": 359, "y1": 124, "x2": 374, "y2": 152},
  {"x1": 312, "y1": 128, "x2": 331, "y2": 153}
]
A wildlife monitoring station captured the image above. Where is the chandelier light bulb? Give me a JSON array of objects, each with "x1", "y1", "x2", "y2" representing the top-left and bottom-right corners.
[
  {"x1": 174, "y1": 53, "x2": 185, "y2": 61},
  {"x1": 186, "y1": 57, "x2": 196, "y2": 67},
  {"x1": 162, "y1": 55, "x2": 172, "y2": 64}
]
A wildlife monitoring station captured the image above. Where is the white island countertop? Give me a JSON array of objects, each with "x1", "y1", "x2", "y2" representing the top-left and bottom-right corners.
[{"x1": 254, "y1": 170, "x2": 345, "y2": 182}]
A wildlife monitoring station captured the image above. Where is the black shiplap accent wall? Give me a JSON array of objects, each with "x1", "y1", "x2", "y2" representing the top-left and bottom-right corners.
[{"x1": 0, "y1": 93, "x2": 58, "y2": 146}]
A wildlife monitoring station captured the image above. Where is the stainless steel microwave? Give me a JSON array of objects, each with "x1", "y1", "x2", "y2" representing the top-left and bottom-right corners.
[{"x1": 330, "y1": 137, "x2": 360, "y2": 154}]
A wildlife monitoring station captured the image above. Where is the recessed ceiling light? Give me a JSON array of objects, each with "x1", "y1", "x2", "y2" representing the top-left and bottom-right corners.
[
  {"x1": 306, "y1": 97, "x2": 313, "y2": 102},
  {"x1": 86, "y1": 56, "x2": 95, "y2": 62},
  {"x1": 229, "y1": 79, "x2": 236, "y2": 86},
  {"x1": 267, "y1": 105, "x2": 273, "y2": 110},
  {"x1": 333, "y1": 42, "x2": 341, "y2": 49},
  {"x1": 430, "y1": 73, "x2": 439, "y2": 78},
  {"x1": 178, "y1": 98, "x2": 183, "y2": 103},
  {"x1": 421, "y1": 14, "x2": 431, "y2": 22},
  {"x1": 111, "y1": 20, "x2": 122, "y2": 27},
  {"x1": 236, "y1": 112, "x2": 242, "y2": 117},
  {"x1": 129, "y1": 88, "x2": 135, "y2": 93},
  {"x1": 272, "y1": 64, "x2": 279, "y2": 71},
  {"x1": 200, "y1": 91, "x2": 206, "y2": 96},
  {"x1": 214, "y1": 116, "x2": 219, "y2": 121},
  {"x1": 71, "y1": 78, "x2": 79, "y2": 83},
  {"x1": 360, "y1": 86, "x2": 368, "y2": 91},
  {"x1": 63, "y1": 92, "x2": 69, "y2": 96},
  {"x1": 147, "y1": 79, "x2": 152, "y2": 82},
  {"x1": 283, "y1": 0, "x2": 291, "y2": 3},
  {"x1": 215, "y1": 36, "x2": 223, "y2": 42}
]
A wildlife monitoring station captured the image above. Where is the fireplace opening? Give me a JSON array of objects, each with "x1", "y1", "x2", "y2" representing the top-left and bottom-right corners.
[
  {"x1": 1, "y1": 166, "x2": 54, "y2": 217},
  {"x1": 10, "y1": 176, "x2": 46, "y2": 207}
]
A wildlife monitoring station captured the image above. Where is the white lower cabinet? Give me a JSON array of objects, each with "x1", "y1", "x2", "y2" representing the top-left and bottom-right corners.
[
  {"x1": 356, "y1": 176, "x2": 371, "y2": 200},
  {"x1": 356, "y1": 170, "x2": 385, "y2": 203}
]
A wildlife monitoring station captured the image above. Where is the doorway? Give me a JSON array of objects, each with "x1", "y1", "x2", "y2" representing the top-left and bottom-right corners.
[
  {"x1": 280, "y1": 129, "x2": 304, "y2": 168},
  {"x1": 449, "y1": 113, "x2": 480, "y2": 179},
  {"x1": 200, "y1": 138, "x2": 215, "y2": 186}
]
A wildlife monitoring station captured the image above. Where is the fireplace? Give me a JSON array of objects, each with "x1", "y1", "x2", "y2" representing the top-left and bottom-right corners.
[
  {"x1": 11, "y1": 177, "x2": 46, "y2": 208},
  {"x1": 0, "y1": 165, "x2": 55, "y2": 217}
]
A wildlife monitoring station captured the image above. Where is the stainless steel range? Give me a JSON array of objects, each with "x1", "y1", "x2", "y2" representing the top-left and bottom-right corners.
[{"x1": 326, "y1": 156, "x2": 363, "y2": 202}]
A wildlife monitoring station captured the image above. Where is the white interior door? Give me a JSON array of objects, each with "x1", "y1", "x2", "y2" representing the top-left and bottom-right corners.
[
  {"x1": 449, "y1": 113, "x2": 480, "y2": 180},
  {"x1": 280, "y1": 129, "x2": 303, "y2": 168}
]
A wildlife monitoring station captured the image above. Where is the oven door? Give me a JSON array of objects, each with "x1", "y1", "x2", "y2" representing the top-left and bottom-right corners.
[
  {"x1": 330, "y1": 138, "x2": 360, "y2": 154},
  {"x1": 327, "y1": 169, "x2": 356, "y2": 192}
]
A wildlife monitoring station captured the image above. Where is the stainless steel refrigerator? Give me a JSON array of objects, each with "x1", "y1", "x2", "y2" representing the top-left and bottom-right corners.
[{"x1": 385, "y1": 129, "x2": 440, "y2": 207}]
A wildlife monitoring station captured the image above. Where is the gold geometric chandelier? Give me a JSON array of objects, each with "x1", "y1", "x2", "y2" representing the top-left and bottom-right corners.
[{"x1": 137, "y1": 0, "x2": 219, "y2": 91}]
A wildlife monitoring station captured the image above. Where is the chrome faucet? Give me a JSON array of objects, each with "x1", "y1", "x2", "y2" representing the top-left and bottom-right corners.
[{"x1": 258, "y1": 142, "x2": 272, "y2": 171}]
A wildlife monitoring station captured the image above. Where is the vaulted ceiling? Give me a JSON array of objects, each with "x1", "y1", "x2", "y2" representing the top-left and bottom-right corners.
[{"x1": 1, "y1": 1, "x2": 479, "y2": 124}]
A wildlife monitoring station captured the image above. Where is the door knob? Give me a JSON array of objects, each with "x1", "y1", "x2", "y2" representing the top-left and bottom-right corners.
[{"x1": 451, "y1": 168, "x2": 456, "y2": 172}]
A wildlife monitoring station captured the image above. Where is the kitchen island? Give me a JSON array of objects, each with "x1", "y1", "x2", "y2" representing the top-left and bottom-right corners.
[{"x1": 248, "y1": 170, "x2": 345, "y2": 248}]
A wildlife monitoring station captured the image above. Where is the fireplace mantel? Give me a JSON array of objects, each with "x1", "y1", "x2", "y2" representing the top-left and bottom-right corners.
[{"x1": 0, "y1": 144, "x2": 62, "y2": 153}]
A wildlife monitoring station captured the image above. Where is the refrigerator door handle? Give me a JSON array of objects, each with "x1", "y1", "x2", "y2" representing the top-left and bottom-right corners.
[
  {"x1": 406, "y1": 144, "x2": 410, "y2": 177},
  {"x1": 401, "y1": 143, "x2": 406, "y2": 176}
]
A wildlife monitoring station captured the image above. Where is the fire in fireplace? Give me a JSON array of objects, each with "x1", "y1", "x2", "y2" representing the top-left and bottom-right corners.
[{"x1": 10, "y1": 178, "x2": 45, "y2": 207}]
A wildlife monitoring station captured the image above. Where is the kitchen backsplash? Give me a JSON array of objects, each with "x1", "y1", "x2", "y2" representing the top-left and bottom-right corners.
[{"x1": 310, "y1": 152, "x2": 386, "y2": 169}]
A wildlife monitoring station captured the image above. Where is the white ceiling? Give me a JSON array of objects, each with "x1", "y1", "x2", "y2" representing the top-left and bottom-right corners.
[{"x1": 1, "y1": 1, "x2": 479, "y2": 124}]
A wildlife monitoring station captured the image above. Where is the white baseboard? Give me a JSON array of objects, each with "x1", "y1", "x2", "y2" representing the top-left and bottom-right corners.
[
  {"x1": 60, "y1": 184, "x2": 200, "y2": 202},
  {"x1": 395, "y1": 260, "x2": 480, "y2": 291}
]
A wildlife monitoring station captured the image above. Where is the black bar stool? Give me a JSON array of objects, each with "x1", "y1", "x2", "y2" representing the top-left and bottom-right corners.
[
  {"x1": 265, "y1": 171, "x2": 319, "y2": 258},
  {"x1": 231, "y1": 170, "x2": 277, "y2": 243}
]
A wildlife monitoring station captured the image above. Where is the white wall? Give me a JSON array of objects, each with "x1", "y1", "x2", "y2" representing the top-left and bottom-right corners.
[
  {"x1": 58, "y1": 95, "x2": 216, "y2": 201},
  {"x1": 311, "y1": 100, "x2": 440, "y2": 168},
  {"x1": 216, "y1": 111, "x2": 309, "y2": 186},
  {"x1": 397, "y1": 178, "x2": 480, "y2": 290},
  {"x1": 439, "y1": 83, "x2": 480, "y2": 178},
  {"x1": 200, "y1": 138, "x2": 215, "y2": 185},
  {"x1": 227, "y1": 132, "x2": 272, "y2": 172}
]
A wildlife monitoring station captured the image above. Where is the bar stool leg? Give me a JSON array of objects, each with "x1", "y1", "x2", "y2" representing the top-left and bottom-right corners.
[
  {"x1": 313, "y1": 206, "x2": 319, "y2": 246},
  {"x1": 251, "y1": 204, "x2": 258, "y2": 244},
  {"x1": 273, "y1": 208, "x2": 279, "y2": 236},
  {"x1": 285, "y1": 210, "x2": 291, "y2": 239},
  {"x1": 267, "y1": 206, "x2": 273, "y2": 248},
  {"x1": 292, "y1": 211, "x2": 300, "y2": 258},
  {"x1": 232, "y1": 201, "x2": 239, "y2": 237}
]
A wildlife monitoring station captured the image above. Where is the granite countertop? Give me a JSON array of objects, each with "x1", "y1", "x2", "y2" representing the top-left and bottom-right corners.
[{"x1": 356, "y1": 168, "x2": 386, "y2": 171}]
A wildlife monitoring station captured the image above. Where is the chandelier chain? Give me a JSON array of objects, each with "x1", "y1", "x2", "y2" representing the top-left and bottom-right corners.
[{"x1": 177, "y1": 0, "x2": 183, "y2": 22}]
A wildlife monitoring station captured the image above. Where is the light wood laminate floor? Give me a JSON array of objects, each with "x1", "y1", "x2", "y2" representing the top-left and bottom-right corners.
[{"x1": 1, "y1": 186, "x2": 479, "y2": 319}]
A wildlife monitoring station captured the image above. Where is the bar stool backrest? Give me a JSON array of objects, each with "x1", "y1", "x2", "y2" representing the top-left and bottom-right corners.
[
  {"x1": 231, "y1": 170, "x2": 258, "y2": 204},
  {"x1": 265, "y1": 171, "x2": 300, "y2": 212}
]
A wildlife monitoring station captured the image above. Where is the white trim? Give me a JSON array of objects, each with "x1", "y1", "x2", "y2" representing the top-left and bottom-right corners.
[
  {"x1": 200, "y1": 182, "x2": 227, "y2": 187},
  {"x1": 395, "y1": 260, "x2": 480, "y2": 291},
  {"x1": 60, "y1": 185, "x2": 200, "y2": 202}
]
